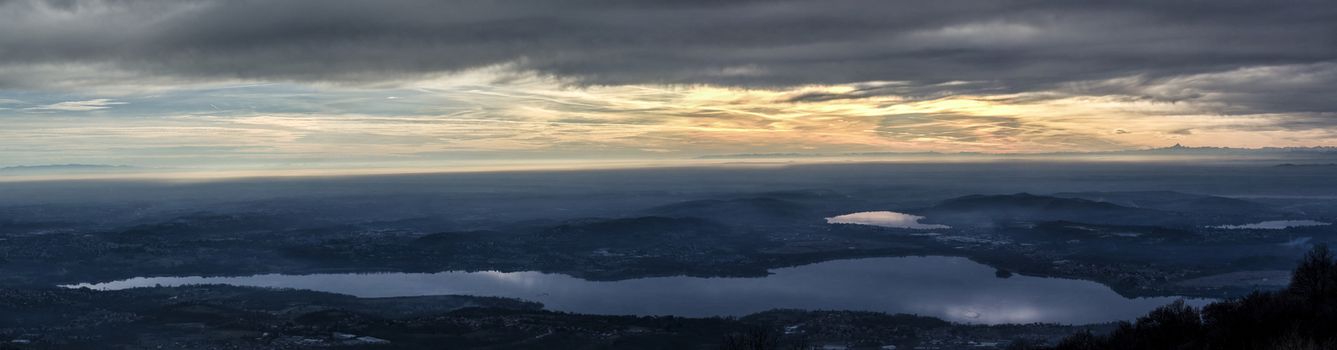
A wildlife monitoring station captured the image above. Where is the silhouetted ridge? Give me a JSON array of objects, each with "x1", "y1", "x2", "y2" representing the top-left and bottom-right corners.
[
  {"x1": 934, "y1": 193, "x2": 1137, "y2": 212},
  {"x1": 545, "y1": 216, "x2": 728, "y2": 237},
  {"x1": 1030, "y1": 245, "x2": 1337, "y2": 350},
  {"x1": 647, "y1": 197, "x2": 808, "y2": 221},
  {"x1": 1052, "y1": 191, "x2": 1271, "y2": 216},
  {"x1": 918, "y1": 193, "x2": 1164, "y2": 225}
]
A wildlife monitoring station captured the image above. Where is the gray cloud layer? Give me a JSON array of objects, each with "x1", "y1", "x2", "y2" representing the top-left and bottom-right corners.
[
  {"x1": 3, "y1": 0, "x2": 1337, "y2": 119},
  {"x1": 3, "y1": 0, "x2": 1334, "y2": 83}
]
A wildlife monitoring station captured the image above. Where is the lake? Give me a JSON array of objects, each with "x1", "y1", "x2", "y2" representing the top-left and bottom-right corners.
[
  {"x1": 1211, "y1": 220, "x2": 1331, "y2": 230},
  {"x1": 62, "y1": 256, "x2": 1202, "y2": 325},
  {"x1": 826, "y1": 211, "x2": 950, "y2": 229}
]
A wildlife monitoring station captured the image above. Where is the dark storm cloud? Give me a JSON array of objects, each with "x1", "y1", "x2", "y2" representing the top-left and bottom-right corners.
[
  {"x1": 1036, "y1": 62, "x2": 1337, "y2": 126},
  {"x1": 2, "y1": 0, "x2": 1336, "y2": 109}
]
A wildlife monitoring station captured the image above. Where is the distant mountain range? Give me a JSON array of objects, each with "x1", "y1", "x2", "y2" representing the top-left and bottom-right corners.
[{"x1": 697, "y1": 144, "x2": 1337, "y2": 160}]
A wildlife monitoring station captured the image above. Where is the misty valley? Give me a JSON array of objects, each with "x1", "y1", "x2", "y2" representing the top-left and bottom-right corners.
[
  {"x1": 3, "y1": 161, "x2": 1337, "y2": 349},
  {"x1": 8, "y1": 0, "x2": 1337, "y2": 348}
]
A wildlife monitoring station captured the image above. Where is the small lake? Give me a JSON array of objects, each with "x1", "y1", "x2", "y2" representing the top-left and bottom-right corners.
[
  {"x1": 1211, "y1": 220, "x2": 1331, "y2": 230},
  {"x1": 63, "y1": 256, "x2": 1203, "y2": 325},
  {"x1": 826, "y1": 211, "x2": 949, "y2": 229}
]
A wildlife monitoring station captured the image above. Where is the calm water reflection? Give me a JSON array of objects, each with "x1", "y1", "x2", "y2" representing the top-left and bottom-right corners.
[
  {"x1": 826, "y1": 211, "x2": 950, "y2": 229},
  {"x1": 1211, "y1": 220, "x2": 1331, "y2": 230},
  {"x1": 63, "y1": 256, "x2": 1203, "y2": 324}
]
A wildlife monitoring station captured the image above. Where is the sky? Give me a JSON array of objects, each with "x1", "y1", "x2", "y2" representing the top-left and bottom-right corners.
[{"x1": 2, "y1": 0, "x2": 1336, "y2": 170}]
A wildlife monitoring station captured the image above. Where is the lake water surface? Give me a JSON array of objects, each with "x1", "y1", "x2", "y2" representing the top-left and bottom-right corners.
[
  {"x1": 826, "y1": 211, "x2": 949, "y2": 229},
  {"x1": 1211, "y1": 220, "x2": 1331, "y2": 230},
  {"x1": 63, "y1": 256, "x2": 1202, "y2": 325}
]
